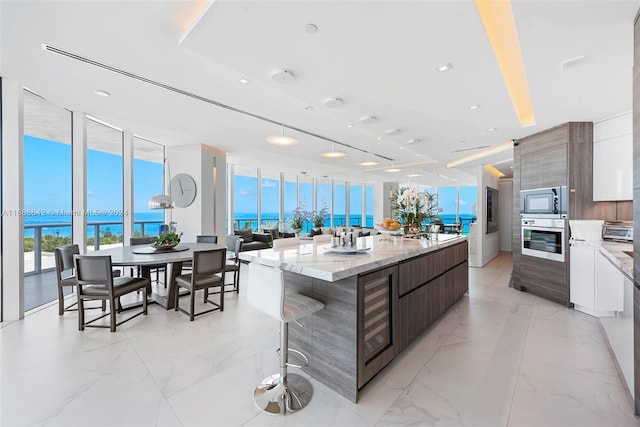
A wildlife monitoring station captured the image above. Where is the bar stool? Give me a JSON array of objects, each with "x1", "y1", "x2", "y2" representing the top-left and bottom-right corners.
[{"x1": 247, "y1": 262, "x2": 324, "y2": 415}]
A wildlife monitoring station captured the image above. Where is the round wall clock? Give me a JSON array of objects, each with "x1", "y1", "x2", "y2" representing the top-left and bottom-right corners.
[{"x1": 170, "y1": 173, "x2": 197, "y2": 207}]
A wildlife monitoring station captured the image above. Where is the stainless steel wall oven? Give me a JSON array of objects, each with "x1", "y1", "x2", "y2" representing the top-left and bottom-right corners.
[{"x1": 521, "y1": 218, "x2": 565, "y2": 262}]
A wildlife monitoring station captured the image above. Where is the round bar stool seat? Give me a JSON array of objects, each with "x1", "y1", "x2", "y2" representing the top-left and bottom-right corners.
[{"x1": 247, "y1": 262, "x2": 324, "y2": 415}]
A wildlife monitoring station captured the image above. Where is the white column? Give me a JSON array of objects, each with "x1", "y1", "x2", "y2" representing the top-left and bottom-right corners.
[
  {"x1": 361, "y1": 182, "x2": 366, "y2": 227},
  {"x1": 71, "y1": 111, "x2": 87, "y2": 253},
  {"x1": 256, "y1": 168, "x2": 262, "y2": 231},
  {"x1": 1, "y1": 78, "x2": 25, "y2": 320},
  {"x1": 345, "y1": 181, "x2": 351, "y2": 227},
  {"x1": 279, "y1": 172, "x2": 285, "y2": 232},
  {"x1": 123, "y1": 132, "x2": 134, "y2": 245},
  {"x1": 227, "y1": 163, "x2": 234, "y2": 234}
]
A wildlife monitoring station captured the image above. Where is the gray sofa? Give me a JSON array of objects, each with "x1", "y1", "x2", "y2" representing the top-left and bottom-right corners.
[{"x1": 234, "y1": 230, "x2": 273, "y2": 251}]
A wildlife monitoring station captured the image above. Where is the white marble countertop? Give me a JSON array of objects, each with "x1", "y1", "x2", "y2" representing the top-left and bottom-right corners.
[
  {"x1": 570, "y1": 239, "x2": 633, "y2": 279},
  {"x1": 239, "y1": 234, "x2": 468, "y2": 282}
]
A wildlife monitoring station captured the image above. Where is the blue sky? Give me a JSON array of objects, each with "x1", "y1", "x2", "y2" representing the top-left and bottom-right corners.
[{"x1": 24, "y1": 136, "x2": 163, "y2": 215}]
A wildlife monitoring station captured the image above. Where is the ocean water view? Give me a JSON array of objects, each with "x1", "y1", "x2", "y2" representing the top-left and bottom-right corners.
[
  {"x1": 23, "y1": 212, "x2": 164, "y2": 238},
  {"x1": 232, "y1": 212, "x2": 476, "y2": 234}
]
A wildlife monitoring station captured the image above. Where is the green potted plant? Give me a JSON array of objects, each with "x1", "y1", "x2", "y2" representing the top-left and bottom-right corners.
[
  {"x1": 311, "y1": 204, "x2": 328, "y2": 229},
  {"x1": 391, "y1": 187, "x2": 437, "y2": 233}
]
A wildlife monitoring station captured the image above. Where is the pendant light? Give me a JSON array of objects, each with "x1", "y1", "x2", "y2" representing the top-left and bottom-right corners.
[
  {"x1": 357, "y1": 152, "x2": 380, "y2": 167},
  {"x1": 148, "y1": 158, "x2": 175, "y2": 209},
  {"x1": 321, "y1": 141, "x2": 347, "y2": 158},
  {"x1": 384, "y1": 162, "x2": 402, "y2": 173},
  {"x1": 321, "y1": 116, "x2": 347, "y2": 158},
  {"x1": 266, "y1": 124, "x2": 299, "y2": 146},
  {"x1": 406, "y1": 167, "x2": 422, "y2": 178}
]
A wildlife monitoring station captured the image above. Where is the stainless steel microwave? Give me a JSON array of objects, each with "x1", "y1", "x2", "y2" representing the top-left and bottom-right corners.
[{"x1": 520, "y1": 186, "x2": 567, "y2": 218}]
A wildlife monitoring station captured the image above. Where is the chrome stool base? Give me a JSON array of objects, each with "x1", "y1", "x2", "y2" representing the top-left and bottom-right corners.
[{"x1": 253, "y1": 373, "x2": 313, "y2": 415}]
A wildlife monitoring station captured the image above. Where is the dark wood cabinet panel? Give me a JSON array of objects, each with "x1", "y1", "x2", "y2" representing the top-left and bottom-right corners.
[
  {"x1": 398, "y1": 240, "x2": 468, "y2": 296},
  {"x1": 520, "y1": 144, "x2": 568, "y2": 189},
  {"x1": 519, "y1": 255, "x2": 568, "y2": 304},
  {"x1": 357, "y1": 264, "x2": 398, "y2": 388},
  {"x1": 396, "y1": 241, "x2": 469, "y2": 353}
]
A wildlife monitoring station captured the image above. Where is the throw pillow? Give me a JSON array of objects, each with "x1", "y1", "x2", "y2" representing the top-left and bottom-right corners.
[{"x1": 235, "y1": 230, "x2": 254, "y2": 242}]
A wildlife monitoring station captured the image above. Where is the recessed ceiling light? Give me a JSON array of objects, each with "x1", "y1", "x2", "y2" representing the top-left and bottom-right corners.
[
  {"x1": 360, "y1": 115, "x2": 377, "y2": 124},
  {"x1": 407, "y1": 139, "x2": 421, "y2": 145},
  {"x1": 304, "y1": 105, "x2": 314, "y2": 110},
  {"x1": 469, "y1": 104, "x2": 480, "y2": 110},
  {"x1": 93, "y1": 90, "x2": 111, "y2": 97},
  {"x1": 377, "y1": 137, "x2": 382, "y2": 141},
  {"x1": 399, "y1": 146, "x2": 404, "y2": 150},
  {"x1": 239, "y1": 77, "x2": 249, "y2": 84},
  {"x1": 487, "y1": 127, "x2": 497, "y2": 132},
  {"x1": 406, "y1": 172, "x2": 422, "y2": 178},
  {"x1": 271, "y1": 69, "x2": 295, "y2": 83},
  {"x1": 385, "y1": 164, "x2": 403, "y2": 173},
  {"x1": 323, "y1": 97, "x2": 343, "y2": 107},
  {"x1": 385, "y1": 129, "x2": 401, "y2": 136},
  {"x1": 436, "y1": 63, "x2": 453, "y2": 73},
  {"x1": 347, "y1": 124, "x2": 353, "y2": 128}
]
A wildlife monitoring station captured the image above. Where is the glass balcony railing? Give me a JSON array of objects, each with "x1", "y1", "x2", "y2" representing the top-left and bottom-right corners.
[{"x1": 24, "y1": 220, "x2": 164, "y2": 275}]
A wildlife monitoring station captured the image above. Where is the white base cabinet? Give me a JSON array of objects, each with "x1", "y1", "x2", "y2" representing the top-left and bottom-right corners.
[{"x1": 570, "y1": 245, "x2": 623, "y2": 317}]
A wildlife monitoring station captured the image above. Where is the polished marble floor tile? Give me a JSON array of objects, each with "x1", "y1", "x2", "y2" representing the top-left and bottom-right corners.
[{"x1": 1, "y1": 252, "x2": 638, "y2": 426}]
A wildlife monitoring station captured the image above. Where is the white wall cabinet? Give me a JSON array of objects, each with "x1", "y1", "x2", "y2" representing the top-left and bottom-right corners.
[
  {"x1": 570, "y1": 245, "x2": 623, "y2": 316},
  {"x1": 593, "y1": 112, "x2": 632, "y2": 201}
]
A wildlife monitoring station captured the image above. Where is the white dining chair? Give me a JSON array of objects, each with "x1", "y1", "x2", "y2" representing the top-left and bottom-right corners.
[{"x1": 272, "y1": 237, "x2": 301, "y2": 249}]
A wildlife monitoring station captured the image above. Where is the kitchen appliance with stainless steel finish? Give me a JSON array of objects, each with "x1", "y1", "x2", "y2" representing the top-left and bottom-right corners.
[
  {"x1": 520, "y1": 186, "x2": 568, "y2": 218},
  {"x1": 602, "y1": 222, "x2": 633, "y2": 242},
  {"x1": 521, "y1": 217, "x2": 566, "y2": 262}
]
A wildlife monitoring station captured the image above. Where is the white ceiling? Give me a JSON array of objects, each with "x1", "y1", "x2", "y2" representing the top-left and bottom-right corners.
[{"x1": 1, "y1": 0, "x2": 638, "y2": 187}]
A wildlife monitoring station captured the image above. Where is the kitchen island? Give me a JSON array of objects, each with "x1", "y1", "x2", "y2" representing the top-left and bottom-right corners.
[{"x1": 240, "y1": 234, "x2": 469, "y2": 402}]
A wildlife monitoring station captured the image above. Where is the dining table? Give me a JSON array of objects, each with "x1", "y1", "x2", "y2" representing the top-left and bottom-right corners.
[{"x1": 86, "y1": 242, "x2": 224, "y2": 310}]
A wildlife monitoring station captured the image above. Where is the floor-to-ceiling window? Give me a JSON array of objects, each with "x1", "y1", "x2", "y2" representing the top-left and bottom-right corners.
[
  {"x1": 283, "y1": 174, "x2": 297, "y2": 232},
  {"x1": 233, "y1": 166, "x2": 258, "y2": 231},
  {"x1": 349, "y1": 183, "x2": 362, "y2": 227},
  {"x1": 458, "y1": 185, "x2": 478, "y2": 234},
  {"x1": 317, "y1": 178, "x2": 332, "y2": 228},
  {"x1": 333, "y1": 181, "x2": 346, "y2": 227},
  {"x1": 299, "y1": 176, "x2": 313, "y2": 233},
  {"x1": 365, "y1": 184, "x2": 374, "y2": 227},
  {"x1": 22, "y1": 90, "x2": 72, "y2": 310},
  {"x1": 437, "y1": 186, "x2": 459, "y2": 225},
  {"x1": 260, "y1": 170, "x2": 280, "y2": 230},
  {"x1": 133, "y1": 137, "x2": 164, "y2": 237},
  {"x1": 86, "y1": 119, "x2": 124, "y2": 250}
]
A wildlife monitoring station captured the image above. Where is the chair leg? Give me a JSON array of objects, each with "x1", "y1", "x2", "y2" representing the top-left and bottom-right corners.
[
  {"x1": 58, "y1": 285, "x2": 66, "y2": 316},
  {"x1": 78, "y1": 297, "x2": 85, "y2": 331},
  {"x1": 143, "y1": 287, "x2": 148, "y2": 315},
  {"x1": 204, "y1": 288, "x2": 208, "y2": 303},
  {"x1": 175, "y1": 285, "x2": 180, "y2": 312},
  {"x1": 220, "y1": 286, "x2": 224, "y2": 312},
  {"x1": 190, "y1": 289, "x2": 196, "y2": 321},
  {"x1": 236, "y1": 268, "x2": 240, "y2": 294},
  {"x1": 110, "y1": 298, "x2": 117, "y2": 332}
]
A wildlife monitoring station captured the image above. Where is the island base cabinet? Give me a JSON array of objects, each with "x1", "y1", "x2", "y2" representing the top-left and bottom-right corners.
[{"x1": 397, "y1": 261, "x2": 468, "y2": 352}]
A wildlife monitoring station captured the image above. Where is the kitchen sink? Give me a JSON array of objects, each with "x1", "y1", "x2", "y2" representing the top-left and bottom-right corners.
[{"x1": 623, "y1": 250, "x2": 633, "y2": 259}]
